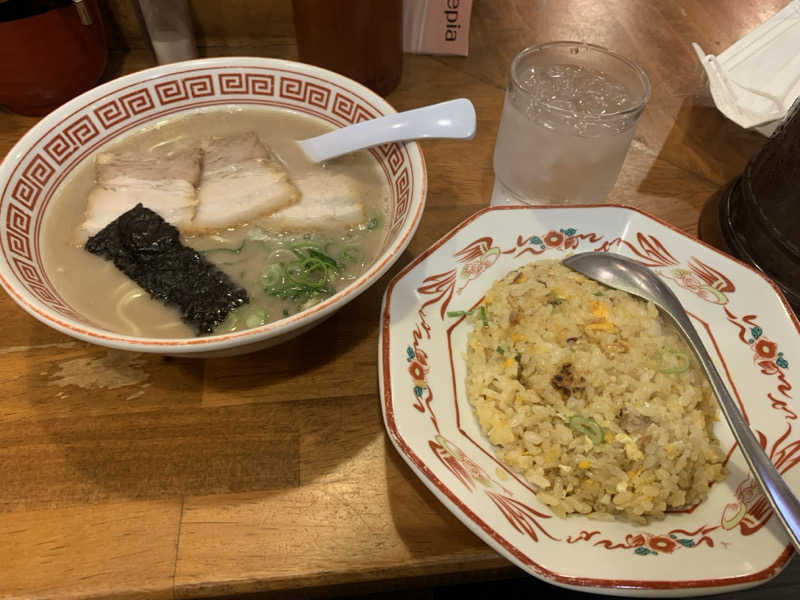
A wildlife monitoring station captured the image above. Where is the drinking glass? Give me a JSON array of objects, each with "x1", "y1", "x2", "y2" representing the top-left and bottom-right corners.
[{"x1": 491, "y1": 42, "x2": 650, "y2": 206}]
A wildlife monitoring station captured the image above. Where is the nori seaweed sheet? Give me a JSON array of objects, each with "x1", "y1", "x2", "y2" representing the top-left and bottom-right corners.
[{"x1": 85, "y1": 203, "x2": 248, "y2": 335}]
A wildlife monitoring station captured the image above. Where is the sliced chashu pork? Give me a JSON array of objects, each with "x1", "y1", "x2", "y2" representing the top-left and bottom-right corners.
[
  {"x1": 259, "y1": 171, "x2": 366, "y2": 232},
  {"x1": 188, "y1": 132, "x2": 299, "y2": 232},
  {"x1": 80, "y1": 148, "x2": 201, "y2": 237}
]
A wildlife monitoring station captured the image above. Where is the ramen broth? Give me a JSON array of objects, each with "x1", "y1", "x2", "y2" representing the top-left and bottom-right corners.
[{"x1": 42, "y1": 106, "x2": 389, "y2": 338}]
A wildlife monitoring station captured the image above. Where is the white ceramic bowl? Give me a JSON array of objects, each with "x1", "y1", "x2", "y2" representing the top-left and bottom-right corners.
[
  {"x1": 0, "y1": 57, "x2": 426, "y2": 357},
  {"x1": 380, "y1": 205, "x2": 800, "y2": 597}
]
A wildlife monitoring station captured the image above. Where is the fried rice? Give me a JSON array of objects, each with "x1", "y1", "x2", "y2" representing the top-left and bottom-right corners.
[{"x1": 464, "y1": 260, "x2": 727, "y2": 522}]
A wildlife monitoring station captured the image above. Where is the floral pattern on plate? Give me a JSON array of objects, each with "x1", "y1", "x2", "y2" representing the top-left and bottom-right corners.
[{"x1": 379, "y1": 205, "x2": 799, "y2": 597}]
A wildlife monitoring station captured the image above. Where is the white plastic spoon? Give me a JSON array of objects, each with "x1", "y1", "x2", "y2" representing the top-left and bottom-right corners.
[{"x1": 297, "y1": 98, "x2": 476, "y2": 163}]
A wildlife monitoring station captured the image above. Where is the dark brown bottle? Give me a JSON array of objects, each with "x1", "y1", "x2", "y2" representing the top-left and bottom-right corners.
[
  {"x1": 699, "y1": 98, "x2": 800, "y2": 314},
  {"x1": 291, "y1": 0, "x2": 403, "y2": 97}
]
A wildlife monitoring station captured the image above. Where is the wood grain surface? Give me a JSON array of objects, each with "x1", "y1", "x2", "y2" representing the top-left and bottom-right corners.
[{"x1": 0, "y1": 1, "x2": 797, "y2": 599}]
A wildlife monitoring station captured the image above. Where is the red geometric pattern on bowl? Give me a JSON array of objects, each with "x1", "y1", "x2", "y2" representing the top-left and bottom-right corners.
[
  {"x1": 332, "y1": 92, "x2": 376, "y2": 123},
  {"x1": 217, "y1": 73, "x2": 275, "y2": 96},
  {"x1": 93, "y1": 89, "x2": 156, "y2": 128},
  {"x1": 42, "y1": 114, "x2": 100, "y2": 165},
  {"x1": 10, "y1": 154, "x2": 55, "y2": 211},
  {"x1": 0, "y1": 61, "x2": 419, "y2": 346},
  {"x1": 6, "y1": 204, "x2": 32, "y2": 260},
  {"x1": 278, "y1": 77, "x2": 331, "y2": 110},
  {"x1": 377, "y1": 142, "x2": 405, "y2": 176},
  {"x1": 153, "y1": 74, "x2": 215, "y2": 105},
  {"x1": 389, "y1": 168, "x2": 411, "y2": 234}
]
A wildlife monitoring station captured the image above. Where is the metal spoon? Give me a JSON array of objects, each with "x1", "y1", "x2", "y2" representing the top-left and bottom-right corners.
[
  {"x1": 297, "y1": 98, "x2": 476, "y2": 163},
  {"x1": 563, "y1": 251, "x2": 800, "y2": 552}
]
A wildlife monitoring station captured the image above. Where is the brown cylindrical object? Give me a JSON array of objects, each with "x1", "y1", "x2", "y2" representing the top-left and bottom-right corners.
[
  {"x1": 699, "y1": 99, "x2": 800, "y2": 313},
  {"x1": 745, "y1": 102, "x2": 800, "y2": 254},
  {"x1": 292, "y1": 0, "x2": 402, "y2": 97}
]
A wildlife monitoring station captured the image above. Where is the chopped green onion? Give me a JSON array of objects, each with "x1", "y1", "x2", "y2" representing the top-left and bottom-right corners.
[
  {"x1": 200, "y1": 238, "x2": 250, "y2": 257},
  {"x1": 592, "y1": 291, "x2": 605, "y2": 297},
  {"x1": 201, "y1": 243, "x2": 246, "y2": 256},
  {"x1": 659, "y1": 347, "x2": 691, "y2": 374},
  {"x1": 201, "y1": 228, "x2": 377, "y2": 323},
  {"x1": 285, "y1": 258, "x2": 330, "y2": 288},
  {"x1": 244, "y1": 309, "x2": 268, "y2": 329},
  {"x1": 446, "y1": 306, "x2": 488, "y2": 326},
  {"x1": 360, "y1": 215, "x2": 382, "y2": 231},
  {"x1": 288, "y1": 242, "x2": 324, "y2": 260},
  {"x1": 269, "y1": 283, "x2": 332, "y2": 301},
  {"x1": 202, "y1": 227, "x2": 271, "y2": 258},
  {"x1": 446, "y1": 310, "x2": 467, "y2": 318},
  {"x1": 339, "y1": 245, "x2": 363, "y2": 264},
  {"x1": 568, "y1": 415, "x2": 604, "y2": 445},
  {"x1": 514, "y1": 354, "x2": 521, "y2": 363},
  {"x1": 258, "y1": 242, "x2": 344, "y2": 301},
  {"x1": 496, "y1": 346, "x2": 505, "y2": 355},
  {"x1": 307, "y1": 248, "x2": 340, "y2": 269}
]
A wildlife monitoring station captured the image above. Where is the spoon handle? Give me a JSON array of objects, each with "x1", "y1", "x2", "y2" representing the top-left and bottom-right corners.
[
  {"x1": 298, "y1": 98, "x2": 476, "y2": 163},
  {"x1": 668, "y1": 305, "x2": 800, "y2": 552}
]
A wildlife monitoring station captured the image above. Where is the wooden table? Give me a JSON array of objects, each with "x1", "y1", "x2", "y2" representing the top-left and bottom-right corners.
[{"x1": 1, "y1": 1, "x2": 797, "y2": 598}]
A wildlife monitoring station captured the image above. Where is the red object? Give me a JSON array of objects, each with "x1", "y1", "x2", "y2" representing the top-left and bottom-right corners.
[{"x1": 0, "y1": 0, "x2": 107, "y2": 116}]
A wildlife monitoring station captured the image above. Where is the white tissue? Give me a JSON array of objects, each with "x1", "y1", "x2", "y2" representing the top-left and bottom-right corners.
[{"x1": 693, "y1": 0, "x2": 800, "y2": 135}]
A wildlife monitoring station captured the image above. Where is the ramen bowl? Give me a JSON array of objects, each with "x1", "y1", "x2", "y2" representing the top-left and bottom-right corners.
[{"x1": 0, "y1": 57, "x2": 426, "y2": 357}]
